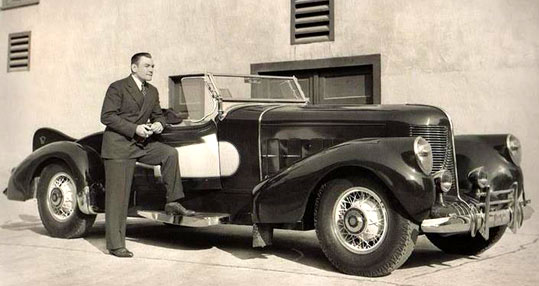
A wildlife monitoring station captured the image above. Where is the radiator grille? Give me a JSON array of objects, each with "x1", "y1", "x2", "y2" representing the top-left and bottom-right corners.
[{"x1": 410, "y1": 125, "x2": 457, "y2": 191}]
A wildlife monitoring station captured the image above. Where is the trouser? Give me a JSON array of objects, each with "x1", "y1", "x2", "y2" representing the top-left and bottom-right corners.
[{"x1": 104, "y1": 141, "x2": 184, "y2": 250}]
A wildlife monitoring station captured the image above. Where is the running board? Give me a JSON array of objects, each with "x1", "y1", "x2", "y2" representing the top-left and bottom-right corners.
[{"x1": 136, "y1": 210, "x2": 230, "y2": 227}]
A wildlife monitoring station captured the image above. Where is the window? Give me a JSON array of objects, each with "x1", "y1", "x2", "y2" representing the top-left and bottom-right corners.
[
  {"x1": 1, "y1": 0, "x2": 39, "y2": 10},
  {"x1": 291, "y1": 0, "x2": 334, "y2": 45},
  {"x1": 169, "y1": 75, "x2": 216, "y2": 122},
  {"x1": 8, "y1": 32, "x2": 31, "y2": 72},
  {"x1": 252, "y1": 55, "x2": 381, "y2": 105}
]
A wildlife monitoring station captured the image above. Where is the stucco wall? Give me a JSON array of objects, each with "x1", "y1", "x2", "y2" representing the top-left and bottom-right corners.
[{"x1": 1, "y1": 0, "x2": 538, "y2": 202}]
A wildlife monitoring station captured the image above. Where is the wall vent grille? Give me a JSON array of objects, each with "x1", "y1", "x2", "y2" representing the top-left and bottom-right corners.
[
  {"x1": 291, "y1": 0, "x2": 334, "y2": 44},
  {"x1": 8, "y1": 32, "x2": 31, "y2": 72}
]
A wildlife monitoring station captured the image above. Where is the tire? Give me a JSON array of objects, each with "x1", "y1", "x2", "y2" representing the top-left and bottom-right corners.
[
  {"x1": 426, "y1": 226, "x2": 507, "y2": 255},
  {"x1": 315, "y1": 177, "x2": 418, "y2": 277},
  {"x1": 37, "y1": 163, "x2": 96, "y2": 238}
]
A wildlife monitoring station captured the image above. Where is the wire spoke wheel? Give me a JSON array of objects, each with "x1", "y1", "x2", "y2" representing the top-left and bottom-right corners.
[
  {"x1": 46, "y1": 172, "x2": 77, "y2": 222},
  {"x1": 37, "y1": 163, "x2": 96, "y2": 238},
  {"x1": 315, "y1": 177, "x2": 418, "y2": 277},
  {"x1": 333, "y1": 187, "x2": 388, "y2": 254}
]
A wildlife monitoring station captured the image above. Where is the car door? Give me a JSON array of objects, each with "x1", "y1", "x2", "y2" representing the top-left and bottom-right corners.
[{"x1": 159, "y1": 76, "x2": 222, "y2": 189}]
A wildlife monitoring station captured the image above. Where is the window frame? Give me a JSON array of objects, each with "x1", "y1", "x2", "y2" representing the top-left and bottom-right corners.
[
  {"x1": 251, "y1": 55, "x2": 382, "y2": 104},
  {"x1": 1, "y1": 0, "x2": 39, "y2": 10}
]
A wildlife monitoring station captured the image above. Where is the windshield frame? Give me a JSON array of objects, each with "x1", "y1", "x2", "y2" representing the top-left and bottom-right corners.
[{"x1": 206, "y1": 73, "x2": 308, "y2": 104}]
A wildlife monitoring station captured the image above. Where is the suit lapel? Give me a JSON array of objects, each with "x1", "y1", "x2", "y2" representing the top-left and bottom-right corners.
[{"x1": 125, "y1": 76, "x2": 144, "y2": 109}]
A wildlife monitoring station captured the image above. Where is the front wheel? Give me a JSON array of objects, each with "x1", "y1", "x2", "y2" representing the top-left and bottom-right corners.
[
  {"x1": 315, "y1": 177, "x2": 418, "y2": 277},
  {"x1": 426, "y1": 226, "x2": 507, "y2": 255},
  {"x1": 37, "y1": 163, "x2": 96, "y2": 238}
]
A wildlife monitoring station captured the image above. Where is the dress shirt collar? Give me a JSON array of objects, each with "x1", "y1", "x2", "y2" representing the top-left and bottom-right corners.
[{"x1": 131, "y1": 74, "x2": 145, "y2": 91}]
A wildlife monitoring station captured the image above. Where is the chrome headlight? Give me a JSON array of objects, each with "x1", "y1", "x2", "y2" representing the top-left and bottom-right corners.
[
  {"x1": 434, "y1": 169, "x2": 452, "y2": 193},
  {"x1": 414, "y1": 137, "x2": 433, "y2": 175},
  {"x1": 506, "y1": 134, "x2": 522, "y2": 166},
  {"x1": 468, "y1": 167, "x2": 489, "y2": 189}
]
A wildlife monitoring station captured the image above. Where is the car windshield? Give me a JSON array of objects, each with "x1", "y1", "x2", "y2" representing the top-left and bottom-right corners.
[{"x1": 210, "y1": 74, "x2": 306, "y2": 102}]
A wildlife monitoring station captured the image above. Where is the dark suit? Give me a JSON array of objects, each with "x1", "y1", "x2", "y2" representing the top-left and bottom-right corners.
[{"x1": 100, "y1": 75, "x2": 184, "y2": 250}]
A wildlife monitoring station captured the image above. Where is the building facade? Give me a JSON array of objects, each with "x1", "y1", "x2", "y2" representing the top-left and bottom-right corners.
[{"x1": 1, "y1": 0, "x2": 538, "y2": 202}]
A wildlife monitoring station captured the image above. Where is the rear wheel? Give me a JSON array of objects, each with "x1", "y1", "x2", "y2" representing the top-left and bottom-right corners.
[
  {"x1": 37, "y1": 163, "x2": 96, "y2": 238},
  {"x1": 426, "y1": 226, "x2": 507, "y2": 255},
  {"x1": 315, "y1": 177, "x2": 418, "y2": 277}
]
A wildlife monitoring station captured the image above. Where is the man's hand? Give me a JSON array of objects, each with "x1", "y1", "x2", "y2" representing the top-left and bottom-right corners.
[
  {"x1": 135, "y1": 124, "x2": 153, "y2": 138},
  {"x1": 150, "y1": 122, "x2": 164, "y2": 134}
]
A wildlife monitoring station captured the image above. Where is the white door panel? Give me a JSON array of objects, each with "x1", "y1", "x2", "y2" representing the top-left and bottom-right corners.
[{"x1": 175, "y1": 134, "x2": 240, "y2": 178}]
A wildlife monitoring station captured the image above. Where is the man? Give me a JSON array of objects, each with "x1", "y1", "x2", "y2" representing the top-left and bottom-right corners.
[{"x1": 100, "y1": 52, "x2": 195, "y2": 258}]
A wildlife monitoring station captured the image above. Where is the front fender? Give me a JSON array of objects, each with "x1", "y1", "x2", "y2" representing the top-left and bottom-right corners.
[
  {"x1": 252, "y1": 137, "x2": 435, "y2": 224},
  {"x1": 455, "y1": 135, "x2": 523, "y2": 193},
  {"x1": 6, "y1": 141, "x2": 105, "y2": 208}
]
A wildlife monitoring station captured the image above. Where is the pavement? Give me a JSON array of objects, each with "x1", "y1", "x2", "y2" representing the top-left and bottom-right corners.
[{"x1": 0, "y1": 196, "x2": 538, "y2": 286}]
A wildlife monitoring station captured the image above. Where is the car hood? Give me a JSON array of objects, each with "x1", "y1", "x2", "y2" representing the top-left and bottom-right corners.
[{"x1": 260, "y1": 104, "x2": 450, "y2": 129}]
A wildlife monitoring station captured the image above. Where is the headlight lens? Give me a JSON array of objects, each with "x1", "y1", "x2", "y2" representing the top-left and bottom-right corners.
[
  {"x1": 414, "y1": 137, "x2": 433, "y2": 175},
  {"x1": 468, "y1": 167, "x2": 489, "y2": 189},
  {"x1": 434, "y1": 170, "x2": 452, "y2": 193},
  {"x1": 506, "y1": 134, "x2": 522, "y2": 166}
]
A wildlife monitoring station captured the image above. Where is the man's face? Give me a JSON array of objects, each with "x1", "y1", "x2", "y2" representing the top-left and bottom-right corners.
[{"x1": 131, "y1": 56, "x2": 154, "y2": 82}]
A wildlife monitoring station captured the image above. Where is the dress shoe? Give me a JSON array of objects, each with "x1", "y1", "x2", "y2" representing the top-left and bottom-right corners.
[
  {"x1": 165, "y1": 202, "x2": 196, "y2": 216},
  {"x1": 109, "y1": 247, "x2": 133, "y2": 258}
]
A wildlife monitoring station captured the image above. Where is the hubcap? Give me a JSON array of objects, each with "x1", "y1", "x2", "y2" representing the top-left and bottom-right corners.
[
  {"x1": 50, "y1": 188, "x2": 64, "y2": 207},
  {"x1": 344, "y1": 208, "x2": 366, "y2": 234},
  {"x1": 332, "y1": 187, "x2": 388, "y2": 254},
  {"x1": 46, "y1": 172, "x2": 76, "y2": 222}
]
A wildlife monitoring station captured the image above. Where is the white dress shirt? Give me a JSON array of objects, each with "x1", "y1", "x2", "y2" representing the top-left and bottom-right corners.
[{"x1": 131, "y1": 74, "x2": 145, "y2": 92}]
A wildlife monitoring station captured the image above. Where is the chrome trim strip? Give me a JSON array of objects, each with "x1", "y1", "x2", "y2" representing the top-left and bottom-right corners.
[
  {"x1": 222, "y1": 98, "x2": 306, "y2": 103},
  {"x1": 212, "y1": 73, "x2": 302, "y2": 80},
  {"x1": 261, "y1": 154, "x2": 301, "y2": 158},
  {"x1": 477, "y1": 199, "x2": 512, "y2": 206},
  {"x1": 292, "y1": 76, "x2": 307, "y2": 100},
  {"x1": 258, "y1": 105, "x2": 289, "y2": 181},
  {"x1": 492, "y1": 189, "x2": 514, "y2": 195}
]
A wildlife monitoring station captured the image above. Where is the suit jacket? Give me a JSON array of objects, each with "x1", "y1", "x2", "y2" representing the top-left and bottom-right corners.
[{"x1": 100, "y1": 76, "x2": 167, "y2": 159}]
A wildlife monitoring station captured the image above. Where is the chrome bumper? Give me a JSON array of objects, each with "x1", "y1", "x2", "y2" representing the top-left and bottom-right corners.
[
  {"x1": 422, "y1": 203, "x2": 533, "y2": 234},
  {"x1": 422, "y1": 183, "x2": 533, "y2": 239}
]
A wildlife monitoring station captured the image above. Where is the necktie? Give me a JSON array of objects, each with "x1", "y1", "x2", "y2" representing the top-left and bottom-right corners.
[{"x1": 141, "y1": 82, "x2": 147, "y2": 96}]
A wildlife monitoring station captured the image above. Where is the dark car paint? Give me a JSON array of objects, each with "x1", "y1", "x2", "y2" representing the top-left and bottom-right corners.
[
  {"x1": 455, "y1": 135, "x2": 524, "y2": 196},
  {"x1": 216, "y1": 104, "x2": 449, "y2": 190},
  {"x1": 32, "y1": 127, "x2": 76, "y2": 151},
  {"x1": 6, "y1": 140, "x2": 104, "y2": 205},
  {"x1": 216, "y1": 105, "x2": 278, "y2": 192},
  {"x1": 253, "y1": 137, "x2": 436, "y2": 224},
  {"x1": 159, "y1": 120, "x2": 217, "y2": 146},
  {"x1": 7, "y1": 103, "x2": 506, "y2": 228}
]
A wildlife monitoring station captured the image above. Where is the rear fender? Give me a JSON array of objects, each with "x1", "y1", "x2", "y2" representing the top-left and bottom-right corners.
[
  {"x1": 6, "y1": 141, "x2": 104, "y2": 214},
  {"x1": 252, "y1": 137, "x2": 435, "y2": 224},
  {"x1": 33, "y1": 127, "x2": 76, "y2": 151}
]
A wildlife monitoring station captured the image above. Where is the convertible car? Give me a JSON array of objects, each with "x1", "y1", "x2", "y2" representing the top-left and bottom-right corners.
[{"x1": 3, "y1": 73, "x2": 534, "y2": 276}]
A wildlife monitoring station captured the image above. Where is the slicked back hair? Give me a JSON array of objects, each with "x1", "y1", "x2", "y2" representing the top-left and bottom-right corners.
[{"x1": 131, "y1": 52, "x2": 152, "y2": 66}]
